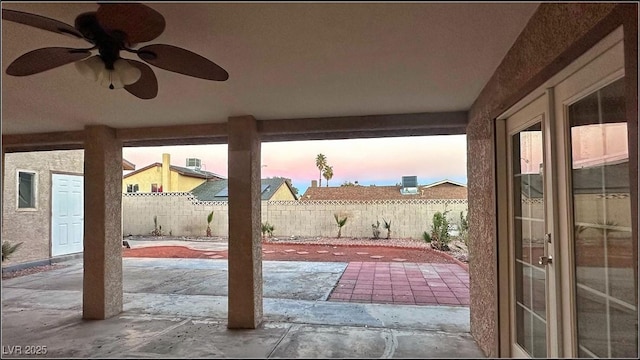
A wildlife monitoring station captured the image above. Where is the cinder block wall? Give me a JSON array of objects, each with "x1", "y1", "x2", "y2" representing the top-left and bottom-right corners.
[
  {"x1": 122, "y1": 193, "x2": 229, "y2": 237},
  {"x1": 122, "y1": 193, "x2": 468, "y2": 239}
]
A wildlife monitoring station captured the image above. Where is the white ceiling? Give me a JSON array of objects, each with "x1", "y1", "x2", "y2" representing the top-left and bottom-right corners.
[{"x1": 1, "y1": 2, "x2": 539, "y2": 135}]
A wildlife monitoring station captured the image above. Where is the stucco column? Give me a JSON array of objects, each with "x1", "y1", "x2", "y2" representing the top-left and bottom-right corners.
[
  {"x1": 227, "y1": 115, "x2": 263, "y2": 328},
  {"x1": 83, "y1": 125, "x2": 123, "y2": 320},
  {"x1": 1, "y1": 147, "x2": 5, "y2": 233}
]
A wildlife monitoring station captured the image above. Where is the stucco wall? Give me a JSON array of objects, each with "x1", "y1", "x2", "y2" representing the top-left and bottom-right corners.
[
  {"x1": 123, "y1": 166, "x2": 206, "y2": 193},
  {"x1": 2, "y1": 150, "x2": 84, "y2": 265},
  {"x1": 172, "y1": 172, "x2": 206, "y2": 192},
  {"x1": 466, "y1": 3, "x2": 636, "y2": 357},
  {"x1": 269, "y1": 183, "x2": 297, "y2": 201},
  {"x1": 122, "y1": 193, "x2": 467, "y2": 239},
  {"x1": 123, "y1": 166, "x2": 162, "y2": 193}
]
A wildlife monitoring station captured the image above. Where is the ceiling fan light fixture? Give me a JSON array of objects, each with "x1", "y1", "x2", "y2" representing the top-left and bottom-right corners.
[
  {"x1": 75, "y1": 56, "x2": 141, "y2": 89},
  {"x1": 113, "y1": 59, "x2": 142, "y2": 86},
  {"x1": 74, "y1": 55, "x2": 103, "y2": 82}
]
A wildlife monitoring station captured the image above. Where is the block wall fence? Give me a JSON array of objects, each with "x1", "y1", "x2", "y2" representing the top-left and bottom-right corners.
[{"x1": 123, "y1": 192, "x2": 468, "y2": 239}]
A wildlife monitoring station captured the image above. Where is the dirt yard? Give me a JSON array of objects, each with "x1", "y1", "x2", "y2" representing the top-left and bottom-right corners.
[
  {"x1": 2, "y1": 236, "x2": 469, "y2": 279},
  {"x1": 123, "y1": 236, "x2": 469, "y2": 266}
]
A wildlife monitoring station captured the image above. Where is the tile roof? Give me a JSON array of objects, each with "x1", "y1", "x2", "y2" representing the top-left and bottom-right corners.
[
  {"x1": 191, "y1": 178, "x2": 291, "y2": 201},
  {"x1": 170, "y1": 165, "x2": 225, "y2": 179},
  {"x1": 122, "y1": 158, "x2": 136, "y2": 170},
  {"x1": 123, "y1": 163, "x2": 225, "y2": 180},
  {"x1": 300, "y1": 181, "x2": 468, "y2": 201}
]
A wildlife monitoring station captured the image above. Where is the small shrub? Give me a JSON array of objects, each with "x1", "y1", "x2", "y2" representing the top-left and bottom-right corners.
[
  {"x1": 2, "y1": 241, "x2": 23, "y2": 262},
  {"x1": 459, "y1": 211, "x2": 469, "y2": 247},
  {"x1": 334, "y1": 214, "x2": 348, "y2": 238},
  {"x1": 383, "y1": 218, "x2": 392, "y2": 239},
  {"x1": 206, "y1": 211, "x2": 214, "y2": 237},
  {"x1": 371, "y1": 220, "x2": 381, "y2": 239},
  {"x1": 151, "y1": 215, "x2": 163, "y2": 236},
  {"x1": 422, "y1": 231, "x2": 432, "y2": 243},
  {"x1": 426, "y1": 210, "x2": 451, "y2": 251},
  {"x1": 261, "y1": 222, "x2": 275, "y2": 240}
]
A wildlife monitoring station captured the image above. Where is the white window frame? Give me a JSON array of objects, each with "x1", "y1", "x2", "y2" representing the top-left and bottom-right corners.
[{"x1": 16, "y1": 169, "x2": 38, "y2": 211}]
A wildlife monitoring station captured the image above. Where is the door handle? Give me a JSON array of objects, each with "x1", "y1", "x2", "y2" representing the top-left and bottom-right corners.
[{"x1": 538, "y1": 255, "x2": 552, "y2": 266}]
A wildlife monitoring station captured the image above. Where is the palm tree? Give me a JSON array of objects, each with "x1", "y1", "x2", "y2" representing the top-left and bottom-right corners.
[
  {"x1": 2, "y1": 241, "x2": 23, "y2": 262},
  {"x1": 334, "y1": 214, "x2": 348, "y2": 238},
  {"x1": 315, "y1": 153, "x2": 327, "y2": 187},
  {"x1": 206, "y1": 211, "x2": 214, "y2": 237},
  {"x1": 322, "y1": 165, "x2": 333, "y2": 187},
  {"x1": 383, "y1": 218, "x2": 392, "y2": 239}
]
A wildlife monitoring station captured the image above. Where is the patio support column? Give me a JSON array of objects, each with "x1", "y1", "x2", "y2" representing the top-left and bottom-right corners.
[
  {"x1": 227, "y1": 115, "x2": 263, "y2": 329},
  {"x1": 83, "y1": 125, "x2": 123, "y2": 320}
]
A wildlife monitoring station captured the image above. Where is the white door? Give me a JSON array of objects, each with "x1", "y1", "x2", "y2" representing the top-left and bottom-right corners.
[
  {"x1": 51, "y1": 174, "x2": 84, "y2": 256},
  {"x1": 505, "y1": 93, "x2": 561, "y2": 358}
]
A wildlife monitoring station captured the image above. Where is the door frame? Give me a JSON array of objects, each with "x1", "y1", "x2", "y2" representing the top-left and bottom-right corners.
[{"x1": 495, "y1": 26, "x2": 625, "y2": 358}]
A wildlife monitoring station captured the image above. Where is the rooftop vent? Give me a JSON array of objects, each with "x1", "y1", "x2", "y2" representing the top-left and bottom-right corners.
[
  {"x1": 400, "y1": 176, "x2": 418, "y2": 195},
  {"x1": 186, "y1": 158, "x2": 201, "y2": 171}
]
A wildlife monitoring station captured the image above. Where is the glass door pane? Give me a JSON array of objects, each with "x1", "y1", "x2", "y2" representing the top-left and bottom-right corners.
[
  {"x1": 568, "y1": 77, "x2": 637, "y2": 358},
  {"x1": 512, "y1": 122, "x2": 548, "y2": 357}
]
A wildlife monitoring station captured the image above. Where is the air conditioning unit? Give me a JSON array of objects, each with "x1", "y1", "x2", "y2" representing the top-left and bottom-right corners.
[
  {"x1": 400, "y1": 176, "x2": 418, "y2": 195},
  {"x1": 186, "y1": 158, "x2": 201, "y2": 171}
]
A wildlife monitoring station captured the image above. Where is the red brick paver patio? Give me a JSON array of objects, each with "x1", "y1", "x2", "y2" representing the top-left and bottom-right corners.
[{"x1": 328, "y1": 262, "x2": 470, "y2": 306}]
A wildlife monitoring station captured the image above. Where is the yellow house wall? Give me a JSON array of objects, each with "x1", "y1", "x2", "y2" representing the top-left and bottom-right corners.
[
  {"x1": 269, "y1": 183, "x2": 296, "y2": 201},
  {"x1": 171, "y1": 172, "x2": 206, "y2": 192},
  {"x1": 123, "y1": 166, "x2": 205, "y2": 192},
  {"x1": 123, "y1": 166, "x2": 162, "y2": 193}
]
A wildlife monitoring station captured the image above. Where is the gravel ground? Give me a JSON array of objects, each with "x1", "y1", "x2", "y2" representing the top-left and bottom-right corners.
[
  {"x1": 2, "y1": 264, "x2": 70, "y2": 280},
  {"x1": 265, "y1": 236, "x2": 469, "y2": 263}
]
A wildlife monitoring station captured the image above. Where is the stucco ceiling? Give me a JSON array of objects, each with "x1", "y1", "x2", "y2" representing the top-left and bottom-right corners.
[{"x1": 1, "y1": 2, "x2": 539, "y2": 135}]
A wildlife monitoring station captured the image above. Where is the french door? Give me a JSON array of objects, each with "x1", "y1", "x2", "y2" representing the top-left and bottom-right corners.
[
  {"x1": 505, "y1": 93, "x2": 559, "y2": 358},
  {"x1": 500, "y1": 28, "x2": 637, "y2": 358}
]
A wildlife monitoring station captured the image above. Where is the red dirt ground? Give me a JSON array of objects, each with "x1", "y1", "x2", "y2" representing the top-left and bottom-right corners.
[{"x1": 123, "y1": 243, "x2": 459, "y2": 264}]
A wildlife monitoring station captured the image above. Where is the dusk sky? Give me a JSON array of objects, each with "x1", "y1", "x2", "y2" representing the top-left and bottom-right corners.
[{"x1": 122, "y1": 135, "x2": 467, "y2": 195}]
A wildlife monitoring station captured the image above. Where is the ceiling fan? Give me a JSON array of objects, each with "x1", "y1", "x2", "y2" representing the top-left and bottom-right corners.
[{"x1": 2, "y1": 3, "x2": 229, "y2": 99}]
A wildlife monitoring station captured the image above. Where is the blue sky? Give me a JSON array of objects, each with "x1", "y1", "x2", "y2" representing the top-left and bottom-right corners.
[{"x1": 123, "y1": 134, "x2": 468, "y2": 195}]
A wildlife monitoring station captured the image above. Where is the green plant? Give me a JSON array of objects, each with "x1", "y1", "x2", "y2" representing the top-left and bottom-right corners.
[
  {"x1": 371, "y1": 220, "x2": 381, "y2": 239},
  {"x1": 422, "y1": 231, "x2": 432, "y2": 243},
  {"x1": 206, "y1": 211, "x2": 214, "y2": 237},
  {"x1": 334, "y1": 214, "x2": 348, "y2": 238},
  {"x1": 151, "y1": 215, "x2": 163, "y2": 236},
  {"x1": 2, "y1": 241, "x2": 23, "y2": 262},
  {"x1": 261, "y1": 222, "x2": 275, "y2": 240},
  {"x1": 459, "y1": 211, "x2": 469, "y2": 246},
  {"x1": 427, "y1": 210, "x2": 451, "y2": 251},
  {"x1": 383, "y1": 218, "x2": 392, "y2": 239}
]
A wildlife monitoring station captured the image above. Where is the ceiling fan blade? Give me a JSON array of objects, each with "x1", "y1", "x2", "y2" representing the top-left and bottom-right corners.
[
  {"x1": 2, "y1": 9, "x2": 83, "y2": 38},
  {"x1": 96, "y1": 3, "x2": 165, "y2": 44},
  {"x1": 124, "y1": 59, "x2": 158, "y2": 100},
  {"x1": 138, "y1": 44, "x2": 229, "y2": 81},
  {"x1": 6, "y1": 47, "x2": 91, "y2": 76}
]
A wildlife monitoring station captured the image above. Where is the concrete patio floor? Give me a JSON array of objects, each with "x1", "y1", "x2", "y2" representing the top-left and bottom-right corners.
[{"x1": 1, "y1": 257, "x2": 484, "y2": 358}]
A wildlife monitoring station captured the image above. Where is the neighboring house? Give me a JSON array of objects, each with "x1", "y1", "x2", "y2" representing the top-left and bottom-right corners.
[
  {"x1": 191, "y1": 178, "x2": 297, "y2": 202},
  {"x1": 123, "y1": 153, "x2": 224, "y2": 193},
  {"x1": 300, "y1": 178, "x2": 467, "y2": 201},
  {"x1": 2, "y1": 150, "x2": 135, "y2": 267}
]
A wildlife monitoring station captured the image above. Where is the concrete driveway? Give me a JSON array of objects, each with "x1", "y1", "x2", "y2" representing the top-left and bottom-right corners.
[{"x1": 1, "y1": 257, "x2": 484, "y2": 358}]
